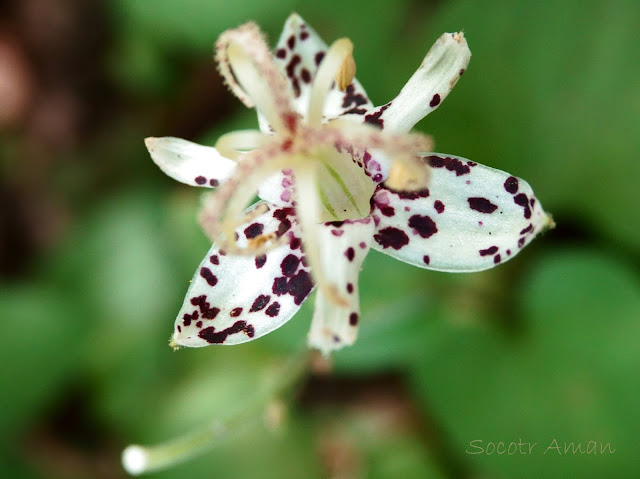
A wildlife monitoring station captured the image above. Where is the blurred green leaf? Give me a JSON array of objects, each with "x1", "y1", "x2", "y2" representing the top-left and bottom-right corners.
[
  {"x1": 0, "y1": 286, "x2": 84, "y2": 444},
  {"x1": 410, "y1": 249, "x2": 640, "y2": 478},
  {"x1": 112, "y1": 0, "x2": 299, "y2": 53}
]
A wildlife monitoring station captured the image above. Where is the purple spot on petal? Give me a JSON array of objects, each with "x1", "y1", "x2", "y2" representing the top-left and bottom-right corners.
[
  {"x1": 468, "y1": 197, "x2": 498, "y2": 214},
  {"x1": 345, "y1": 247, "x2": 355, "y2": 262},
  {"x1": 479, "y1": 246, "x2": 498, "y2": 256},
  {"x1": 520, "y1": 224, "x2": 533, "y2": 235},
  {"x1": 244, "y1": 223, "x2": 264, "y2": 239},
  {"x1": 191, "y1": 295, "x2": 220, "y2": 319},
  {"x1": 200, "y1": 267, "x2": 218, "y2": 286},
  {"x1": 408, "y1": 215, "x2": 438, "y2": 238},
  {"x1": 427, "y1": 155, "x2": 470, "y2": 176},
  {"x1": 199, "y1": 321, "x2": 254, "y2": 344},
  {"x1": 364, "y1": 102, "x2": 391, "y2": 129},
  {"x1": 280, "y1": 254, "x2": 300, "y2": 276},
  {"x1": 280, "y1": 190, "x2": 292, "y2": 202},
  {"x1": 504, "y1": 176, "x2": 519, "y2": 194},
  {"x1": 273, "y1": 277, "x2": 288, "y2": 296},
  {"x1": 265, "y1": 302, "x2": 281, "y2": 317},
  {"x1": 374, "y1": 227, "x2": 409, "y2": 250},
  {"x1": 288, "y1": 270, "x2": 314, "y2": 305},
  {"x1": 379, "y1": 206, "x2": 395, "y2": 217},
  {"x1": 250, "y1": 295, "x2": 270, "y2": 312},
  {"x1": 289, "y1": 237, "x2": 301, "y2": 250},
  {"x1": 255, "y1": 254, "x2": 267, "y2": 269}
]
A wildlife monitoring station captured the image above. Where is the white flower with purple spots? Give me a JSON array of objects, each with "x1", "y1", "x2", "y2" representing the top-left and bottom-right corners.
[{"x1": 146, "y1": 14, "x2": 553, "y2": 355}]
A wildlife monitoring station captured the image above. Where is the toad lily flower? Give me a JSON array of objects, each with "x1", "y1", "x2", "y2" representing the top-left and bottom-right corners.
[{"x1": 146, "y1": 14, "x2": 552, "y2": 355}]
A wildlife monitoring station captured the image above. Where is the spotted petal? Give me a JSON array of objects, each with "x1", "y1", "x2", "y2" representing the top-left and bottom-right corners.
[
  {"x1": 366, "y1": 32, "x2": 471, "y2": 133},
  {"x1": 371, "y1": 154, "x2": 552, "y2": 272},
  {"x1": 273, "y1": 13, "x2": 374, "y2": 121},
  {"x1": 145, "y1": 137, "x2": 236, "y2": 188},
  {"x1": 307, "y1": 218, "x2": 374, "y2": 355},
  {"x1": 172, "y1": 202, "x2": 314, "y2": 347},
  {"x1": 257, "y1": 170, "x2": 296, "y2": 207}
]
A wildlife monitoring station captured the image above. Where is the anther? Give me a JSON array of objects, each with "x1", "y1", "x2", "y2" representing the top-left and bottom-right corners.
[
  {"x1": 248, "y1": 232, "x2": 277, "y2": 249},
  {"x1": 335, "y1": 44, "x2": 356, "y2": 91},
  {"x1": 385, "y1": 160, "x2": 429, "y2": 191}
]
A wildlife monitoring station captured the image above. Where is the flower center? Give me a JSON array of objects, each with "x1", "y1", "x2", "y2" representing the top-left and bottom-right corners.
[
  {"x1": 285, "y1": 128, "x2": 376, "y2": 222},
  {"x1": 207, "y1": 23, "x2": 432, "y2": 257}
]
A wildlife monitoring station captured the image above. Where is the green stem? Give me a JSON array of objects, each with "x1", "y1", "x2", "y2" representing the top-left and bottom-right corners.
[{"x1": 122, "y1": 352, "x2": 310, "y2": 475}]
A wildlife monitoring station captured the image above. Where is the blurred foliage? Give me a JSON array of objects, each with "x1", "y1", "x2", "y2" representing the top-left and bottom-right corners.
[{"x1": 0, "y1": 0, "x2": 638, "y2": 478}]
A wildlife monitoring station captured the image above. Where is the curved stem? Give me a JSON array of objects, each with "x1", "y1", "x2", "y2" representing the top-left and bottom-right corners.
[{"x1": 122, "y1": 352, "x2": 310, "y2": 475}]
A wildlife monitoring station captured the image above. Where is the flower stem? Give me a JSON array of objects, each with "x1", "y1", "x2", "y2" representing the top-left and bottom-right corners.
[{"x1": 122, "y1": 352, "x2": 310, "y2": 475}]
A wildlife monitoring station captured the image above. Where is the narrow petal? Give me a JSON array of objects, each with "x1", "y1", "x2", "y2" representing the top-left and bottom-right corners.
[
  {"x1": 274, "y1": 13, "x2": 373, "y2": 120},
  {"x1": 145, "y1": 137, "x2": 236, "y2": 188},
  {"x1": 371, "y1": 154, "x2": 553, "y2": 272},
  {"x1": 172, "y1": 202, "x2": 314, "y2": 347},
  {"x1": 307, "y1": 218, "x2": 374, "y2": 355},
  {"x1": 366, "y1": 32, "x2": 471, "y2": 133}
]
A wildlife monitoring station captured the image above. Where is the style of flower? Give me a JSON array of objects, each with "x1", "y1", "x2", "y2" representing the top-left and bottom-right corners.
[{"x1": 146, "y1": 14, "x2": 552, "y2": 355}]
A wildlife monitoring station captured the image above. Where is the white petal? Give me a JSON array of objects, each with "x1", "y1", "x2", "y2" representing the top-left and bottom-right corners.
[
  {"x1": 172, "y1": 202, "x2": 313, "y2": 347},
  {"x1": 257, "y1": 170, "x2": 295, "y2": 206},
  {"x1": 366, "y1": 33, "x2": 471, "y2": 133},
  {"x1": 307, "y1": 218, "x2": 374, "y2": 355},
  {"x1": 145, "y1": 137, "x2": 236, "y2": 188},
  {"x1": 274, "y1": 13, "x2": 373, "y2": 121},
  {"x1": 371, "y1": 154, "x2": 552, "y2": 272}
]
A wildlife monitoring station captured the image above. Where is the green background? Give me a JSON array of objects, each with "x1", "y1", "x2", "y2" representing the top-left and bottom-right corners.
[{"x1": 1, "y1": 0, "x2": 639, "y2": 477}]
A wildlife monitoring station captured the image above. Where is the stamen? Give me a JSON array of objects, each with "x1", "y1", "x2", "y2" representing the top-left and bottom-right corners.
[
  {"x1": 335, "y1": 49, "x2": 356, "y2": 91},
  {"x1": 215, "y1": 130, "x2": 266, "y2": 161},
  {"x1": 308, "y1": 38, "x2": 355, "y2": 126},
  {"x1": 386, "y1": 160, "x2": 427, "y2": 191},
  {"x1": 326, "y1": 119, "x2": 433, "y2": 190},
  {"x1": 199, "y1": 146, "x2": 303, "y2": 256},
  {"x1": 247, "y1": 232, "x2": 277, "y2": 249}
]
